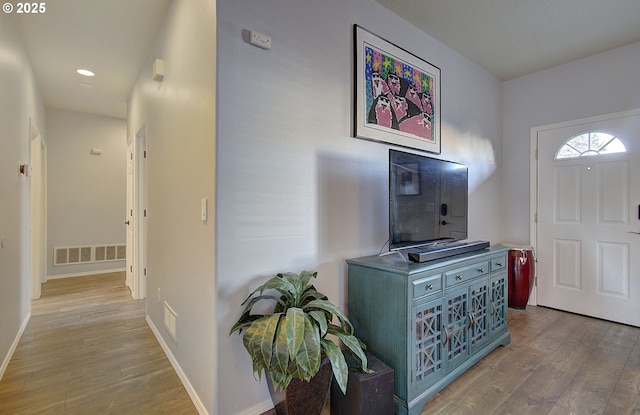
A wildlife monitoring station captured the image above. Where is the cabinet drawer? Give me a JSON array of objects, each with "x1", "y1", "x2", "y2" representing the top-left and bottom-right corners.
[
  {"x1": 412, "y1": 275, "x2": 442, "y2": 299},
  {"x1": 445, "y1": 261, "x2": 489, "y2": 286},
  {"x1": 490, "y1": 255, "x2": 507, "y2": 273}
]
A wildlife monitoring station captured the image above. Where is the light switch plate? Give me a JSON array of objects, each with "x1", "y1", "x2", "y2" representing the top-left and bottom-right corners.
[{"x1": 201, "y1": 197, "x2": 208, "y2": 222}]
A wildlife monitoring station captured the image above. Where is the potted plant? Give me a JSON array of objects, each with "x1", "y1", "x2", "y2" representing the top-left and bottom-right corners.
[{"x1": 229, "y1": 270, "x2": 371, "y2": 415}]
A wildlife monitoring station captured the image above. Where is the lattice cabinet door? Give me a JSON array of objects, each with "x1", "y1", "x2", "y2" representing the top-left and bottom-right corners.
[
  {"x1": 411, "y1": 298, "x2": 445, "y2": 390},
  {"x1": 444, "y1": 287, "x2": 469, "y2": 368},
  {"x1": 469, "y1": 279, "x2": 489, "y2": 353},
  {"x1": 490, "y1": 273, "x2": 507, "y2": 333}
]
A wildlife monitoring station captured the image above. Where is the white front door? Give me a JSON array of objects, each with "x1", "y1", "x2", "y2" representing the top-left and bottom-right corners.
[{"x1": 536, "y1": 111, "x2": 640, "y2": 327}]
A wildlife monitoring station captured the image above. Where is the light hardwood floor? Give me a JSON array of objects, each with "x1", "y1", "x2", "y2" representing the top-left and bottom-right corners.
[
  {"x1": 4, "y1": 275, "x2": 638, "y2": 415},
  {"x1": 0, "y1": 272, "x2": 197, "y2": 415},
  {"x1": 419, "y1": 305, "x2": 640, "y2": 415},
  {"x1": 262, "y1": 305, "x2": 640, "y2": 415}
]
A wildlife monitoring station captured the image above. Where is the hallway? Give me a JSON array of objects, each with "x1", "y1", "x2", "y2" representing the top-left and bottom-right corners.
[{"x1": 0, "y1": 272, "x2": 197, "y2": 414}]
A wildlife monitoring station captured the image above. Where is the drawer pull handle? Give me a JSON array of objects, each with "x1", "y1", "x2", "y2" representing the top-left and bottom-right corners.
[
  {"x1": 426, "y1": 284, "x2": 433, "y2": 290},
  {"x1": 496, "y1": 262, "x2": 503, "y2": 267},
  {"x1": 456, "y1": 275, "x2": 463, "y2": 280},
  {"x1": 478, "y1": 268, "x2": 485, "y2": 273}
]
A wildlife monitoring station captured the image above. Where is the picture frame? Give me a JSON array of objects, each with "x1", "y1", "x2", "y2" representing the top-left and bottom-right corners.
[{"x1": 354, "y1": 25, "x2": 441, "y2": 154}]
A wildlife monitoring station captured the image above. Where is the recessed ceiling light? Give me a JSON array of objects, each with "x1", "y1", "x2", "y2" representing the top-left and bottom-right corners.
[{"x1": 77, "y1": 69, "x2": 95, "y2": 77}]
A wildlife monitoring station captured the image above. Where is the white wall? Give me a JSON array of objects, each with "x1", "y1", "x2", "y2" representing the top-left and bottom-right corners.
[
  {"x1": 0, "y1": 13, "x2": 45, "y2": 374},
  {"x1": 503, "y1": 41, "x2": 640, "y2": 244},
  {"x1": 46, "y1": 109, "x2": 127, "y2": 278},
  {"x1": 127, "y1": 0, "x2": 216, "y2": 413},
  {"x1": 217, "y1": 1, "x2": 504, "y2": 413}
]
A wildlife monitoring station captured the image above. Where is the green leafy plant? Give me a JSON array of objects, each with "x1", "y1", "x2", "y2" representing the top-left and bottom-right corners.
[{"x1": 229, "y1": 270, "x2": 371, "y2": 394}]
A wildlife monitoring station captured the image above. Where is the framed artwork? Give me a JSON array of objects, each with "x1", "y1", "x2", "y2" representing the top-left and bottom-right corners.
[{"x1": 354, "y1": 25, "x2": 441, "y2": 154}]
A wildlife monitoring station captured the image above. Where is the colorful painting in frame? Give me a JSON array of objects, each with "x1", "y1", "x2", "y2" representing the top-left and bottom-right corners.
[{"x1": 354, "y1": 25, "x2": 441, "y2": 154}]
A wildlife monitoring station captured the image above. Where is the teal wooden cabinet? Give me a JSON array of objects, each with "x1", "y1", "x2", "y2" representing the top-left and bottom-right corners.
[{"x1": 347, "y1": 246, "x2": 510, "y2": 415}]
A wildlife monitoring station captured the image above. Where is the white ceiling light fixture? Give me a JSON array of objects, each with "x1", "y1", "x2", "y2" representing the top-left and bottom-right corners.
[{"x1": 76, "y1": 69, "x2": 95, "y2": 77}]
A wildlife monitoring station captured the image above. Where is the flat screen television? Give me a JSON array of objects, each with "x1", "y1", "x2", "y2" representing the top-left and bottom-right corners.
[{"x1": 389, "y1": 149, "x2": 468, "y2": 251}]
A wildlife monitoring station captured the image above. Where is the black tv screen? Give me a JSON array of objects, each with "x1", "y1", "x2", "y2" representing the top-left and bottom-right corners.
[{"x1": 389, "y1": 149, "x2": 468, "y2": 251}]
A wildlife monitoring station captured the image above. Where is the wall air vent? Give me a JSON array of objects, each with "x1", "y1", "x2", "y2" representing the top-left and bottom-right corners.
[
  {"x1": 53, "y1": 244, "x2": 126, "y2": 266},
  {"x1": 94, "y1": 244, "x2": 126, "y2": 262},
  {"x1": 95, "y1": 246, "x2": 106, "y2": 261},
  {"x1": 54, "y1": 246, "x2": 93, "y2": 265}
]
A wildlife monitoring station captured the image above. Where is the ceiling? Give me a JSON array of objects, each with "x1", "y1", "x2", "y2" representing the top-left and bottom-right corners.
[
  {"x1": 13, "y1": 1, "x2": 640, "y2": 120},
  {"x1": 376, "y1": 0, "x2": 640, "y2": 80},
  {"x1": 14, "y1": 0, "x2": 170, "y2": 119}
]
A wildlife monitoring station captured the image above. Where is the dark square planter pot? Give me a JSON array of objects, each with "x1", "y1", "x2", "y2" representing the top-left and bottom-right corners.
[{"x1": 266, "y1": 357, "x2": 332, "y2": 415}]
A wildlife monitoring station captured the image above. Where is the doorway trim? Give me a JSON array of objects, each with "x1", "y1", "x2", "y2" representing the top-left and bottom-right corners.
[
  {"x1": 125, "y1": 123, "x2": 148, "y2": 300},
  {"x1": 29, "y1": 119, "x2": 47, "y2": 300}
]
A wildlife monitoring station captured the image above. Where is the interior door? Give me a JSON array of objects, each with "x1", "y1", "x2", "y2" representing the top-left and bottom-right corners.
[
  {"x1": 134, "y1": 125, "x2": 147, "y2": 300},
  {"x1": 536, "y1": 112, "x2": 640, "y2": 327},
  {"x1": 125, "y1": 139, "x2": 134, "y2": 292}
]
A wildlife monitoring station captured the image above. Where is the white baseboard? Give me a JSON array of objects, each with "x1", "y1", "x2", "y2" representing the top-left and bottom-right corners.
[
  {"x1": 47, "y1": 268, "x2": 126, "y2": 280},
  {"x1": 0, "y1": 312, "x2": 31, "y2": 381},
  {"x1": 235, "y1": 400, "x2": 273, "y2": 415},
  {"x1": 146, "y1": 315, "x2": 209, "y2": 415}
]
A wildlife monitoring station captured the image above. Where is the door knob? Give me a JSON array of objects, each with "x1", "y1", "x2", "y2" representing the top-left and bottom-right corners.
[{"x1": 125, "y1": 220, "x2": 130, "y2": 225}]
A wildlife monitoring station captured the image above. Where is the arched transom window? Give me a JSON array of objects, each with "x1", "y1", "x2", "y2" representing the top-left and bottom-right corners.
[{"x1": 555, "y1": 131, "x2": 627, "y2": 160}]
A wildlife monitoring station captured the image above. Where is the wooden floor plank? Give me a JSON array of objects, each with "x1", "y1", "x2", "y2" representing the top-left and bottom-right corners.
[
  {"x1": 420, "y1": 306, "x2": 640, "y2": 415},
  {"x1": 0, "y1": 272, "x2": 197, "y2": 415}
]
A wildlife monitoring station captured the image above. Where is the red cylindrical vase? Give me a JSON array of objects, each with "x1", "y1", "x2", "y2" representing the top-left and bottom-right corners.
[{"x1": 508, "y1": 248, "x2": 535, "y2": 309}]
